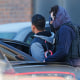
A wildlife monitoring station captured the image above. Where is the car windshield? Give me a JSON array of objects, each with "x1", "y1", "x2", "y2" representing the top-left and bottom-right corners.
[{"x1": 0, "y1": 32, "x2": 16, "y2": 39}]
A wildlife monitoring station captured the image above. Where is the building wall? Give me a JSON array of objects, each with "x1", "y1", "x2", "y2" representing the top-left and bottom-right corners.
[
  {"x1": 63, "y1": 0, "x2": 80, "y2": 24},
  {"x1": 33, "y1": 0, "x2": 63, "y2": 21},
  {"x1": 0, "y1": 0, "x2": 32, "y2": 24},
  {"x1": 33, "y1": 0, "x2": 80, "y2": 24},
  {"x1": 0, "y1": 0, "x2": 80, "y2": 25}
]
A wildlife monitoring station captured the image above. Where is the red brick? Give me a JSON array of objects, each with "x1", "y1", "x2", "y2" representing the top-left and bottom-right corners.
[{"x1": 0, "y1": 0, "x2": 32, "y2": 24}]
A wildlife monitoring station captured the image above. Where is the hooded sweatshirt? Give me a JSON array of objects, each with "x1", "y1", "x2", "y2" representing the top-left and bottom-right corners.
[
  {"x1": 49, "y1": 6, "x2": 71, "y2": 29},
  {"x1": 30, "y1": 31, "x2": 54, "y2": 62},
  {"x1": 45, "y1": 6, "x2": 76, "y2": 62}
]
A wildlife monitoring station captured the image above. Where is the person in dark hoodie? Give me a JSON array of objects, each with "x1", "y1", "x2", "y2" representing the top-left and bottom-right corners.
[
  {"x1": 30, "y1": 14, "x2": 54, "y2": 62},
  {"x1": 45, "y1": 5, "x2": 76, "y2": 62}
]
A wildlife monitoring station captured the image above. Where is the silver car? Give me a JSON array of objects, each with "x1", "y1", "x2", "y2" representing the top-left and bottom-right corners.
[
  {"x1": 0, "y1": 22, "x2": 32, "y2": 42},
  {"x1": 0, "y1": 22, "x2": 50, "y2": 43}
]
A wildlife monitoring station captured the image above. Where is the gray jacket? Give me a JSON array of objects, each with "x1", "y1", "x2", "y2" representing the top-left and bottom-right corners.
[{"x1": 30, "y1": 31, "x2": 54, "y2": 62}]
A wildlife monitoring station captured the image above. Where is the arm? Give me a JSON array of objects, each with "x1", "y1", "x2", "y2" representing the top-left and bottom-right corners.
[
  {"x1": 30, "y1": 42, "x2": 45, "y2": 62},
  {"x1": 45, "y1": 27, "x2": 72, "y2": 62}
]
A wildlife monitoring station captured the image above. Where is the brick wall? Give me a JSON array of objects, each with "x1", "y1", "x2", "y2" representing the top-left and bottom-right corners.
[{"x1": 0, "y1": 0, "x2": 32, "y2": 24}]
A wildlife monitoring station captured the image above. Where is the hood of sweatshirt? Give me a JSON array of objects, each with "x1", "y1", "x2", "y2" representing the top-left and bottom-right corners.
[
  {"x1": 34, "y1": 31, "x2": 54, "y2": 44},
  {"x1": 51, "y1": 6, "x2": 71, "y2": 29}
]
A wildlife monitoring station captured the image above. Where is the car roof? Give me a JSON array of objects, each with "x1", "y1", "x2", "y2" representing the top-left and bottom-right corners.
[
  {"x1": 0, "y1": 22, "x2": 31, "y2": 32},
  {"x1": 0, "y1": 21, "x2": 49, "y2": 32}
]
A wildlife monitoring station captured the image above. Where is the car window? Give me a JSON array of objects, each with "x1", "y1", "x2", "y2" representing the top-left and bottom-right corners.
[
  {"x1": 0, "y1": 45, "x2": 34, "y2": 61},
  {"x1": 5, "y1": 41, "x2": 30, "y2": 54},
  {"x1": 0, "y1": 46, "x2": 18, "y2": 61},
  {"x1": 24, "y1": 32, "x2": 34, "y2": 45},
  {"x1": 0, "y1": 32, "x2": 16, "y2": 39},
  {"x1": 0, "y1": 41, "x2": 36, "y2": 62}
]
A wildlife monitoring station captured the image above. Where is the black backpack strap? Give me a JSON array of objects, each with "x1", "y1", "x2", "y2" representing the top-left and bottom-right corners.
[
  {"x1": 63, "y1": 22, "x2": 80, "y2": 58},
  {"x1": 34, "y1": 37, "x2": 55, "y2": 58},
  {"x1": 63, "y1": 22, "x2": 76, "y2": 32}
]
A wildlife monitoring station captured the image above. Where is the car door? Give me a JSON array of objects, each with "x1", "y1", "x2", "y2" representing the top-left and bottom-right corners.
[{"x1": 0, "y1": 40, "x2": 35, "y2": 61}]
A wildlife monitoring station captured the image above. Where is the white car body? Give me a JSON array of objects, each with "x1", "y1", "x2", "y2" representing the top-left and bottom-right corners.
[
  {"x1": 0, "y1": 22, "x2": 32, "y2": 42},
  {"x1": 0, "y1": 22, "x2": 49, "y2": 42}
]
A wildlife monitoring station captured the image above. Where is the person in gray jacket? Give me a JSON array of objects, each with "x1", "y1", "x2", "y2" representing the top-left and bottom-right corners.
[{"x1": 30, "y1": 14, "x2": 54, "y2": 62}]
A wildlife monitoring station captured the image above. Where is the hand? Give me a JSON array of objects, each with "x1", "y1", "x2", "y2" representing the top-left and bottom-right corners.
[{"x1": 50, "y1": 21, "x2": 53, "y2": 25}]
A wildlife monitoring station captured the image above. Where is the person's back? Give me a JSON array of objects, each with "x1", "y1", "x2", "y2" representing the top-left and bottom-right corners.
[
  {"x1": 64, "y1": 23, "x2": 80, "y2": 66},
  {"x1": 45, "y1": 5, "x2": 76, "y2": 62},
  {"x1": 30, "y1": 14, "x2": 54, "y2": 62}
]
